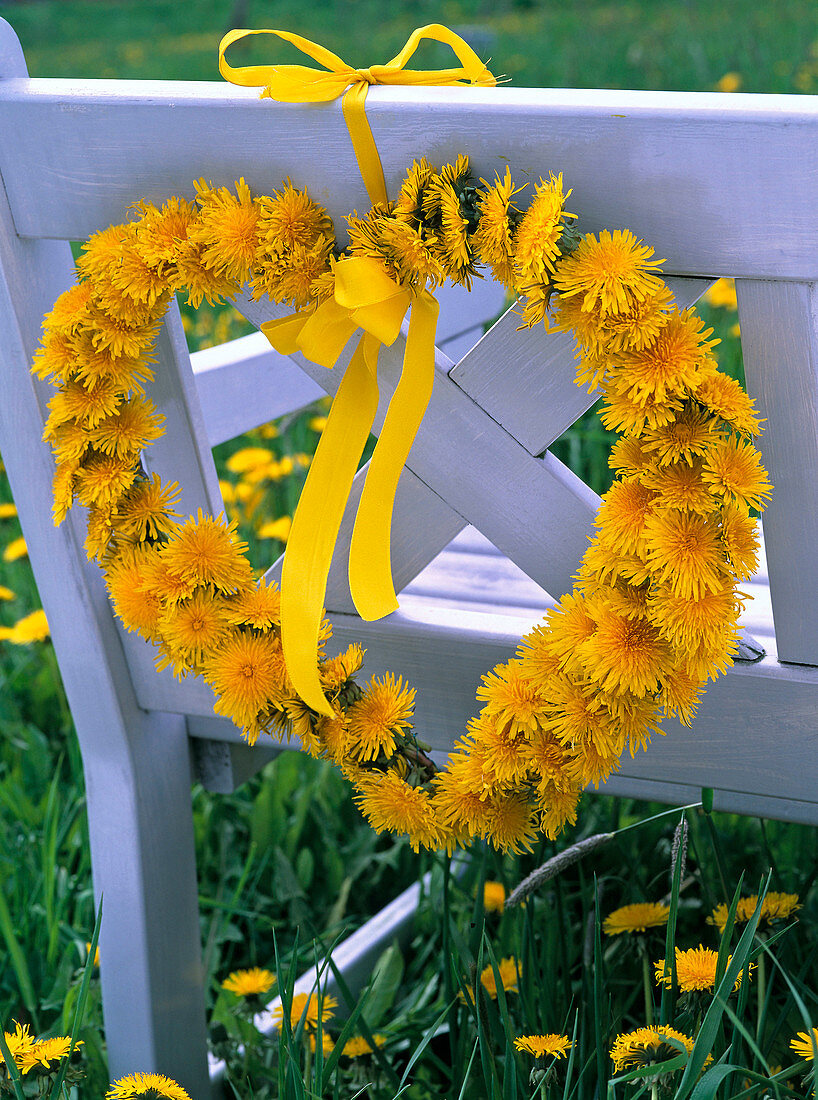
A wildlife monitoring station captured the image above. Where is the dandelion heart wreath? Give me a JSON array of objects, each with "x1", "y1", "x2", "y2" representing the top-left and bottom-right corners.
[{"x1": 34, "y1": 45, "x2": 770, "y2": 857}]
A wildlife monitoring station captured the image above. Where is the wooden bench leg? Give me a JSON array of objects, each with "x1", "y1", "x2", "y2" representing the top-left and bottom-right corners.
[{"x1": 82, "y1": 709, "x2": 212, "y2": 1099}]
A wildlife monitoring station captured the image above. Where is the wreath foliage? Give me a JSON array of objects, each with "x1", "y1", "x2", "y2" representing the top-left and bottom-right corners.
[{"x1": 34, "y1": 157, "x2": 770, "y2": 854}]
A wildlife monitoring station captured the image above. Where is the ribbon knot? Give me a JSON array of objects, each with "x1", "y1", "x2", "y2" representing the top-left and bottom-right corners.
[{"x1": 219, "y1": 26, "x2": 495, "y2": 715}]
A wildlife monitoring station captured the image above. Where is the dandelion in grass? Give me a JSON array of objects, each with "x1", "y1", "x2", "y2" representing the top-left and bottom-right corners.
[
  {"x1": 106, "y1": 1073, "x2": 192, "y2": 1100},
  {"x1": 791, "y1": 1028, "x2": 818, "y2": 1060},
  {"x1": 708, "y1": 892, "x2": 800, "y2": 933},
  {"x1": 604, "y1": 902, "x2": 670, "y2": 936},
  {"x1": 654, "y1": 945, "x2": 752, "y2": 992},
  {"x1": 0, "y1": 1021, "x2": 35, "y2": 1072},
  {"x1": 461, "y1": 957, "x2": 520, "y2": 1004},
  {"x1": 514, "y1": 1034, "x2": 572, "y2": 1060},
  {"x1": 610, "y1": 1026, "x2": 695, "y2": 1074},
  {"x1": 3, "y1": 535, "x2": 27, "y2": 562},
  {"x1": 308, "y1": 1032, "x2": 334, "y2": 1055},
  {"x1": 346, "y1": 673, "x2": 415, "y2": 761},
  {"x1": 161, "y1": 510, "x2": 252, "y2": 593},
  {"x1": 19, "y1": 1037, "x2": 79, "y2": 1074},
  {"x1": 0, "y1": 608, "x2": 50, "y2": 644},
  {"x1": 222, "y1": 967, "x2": 276, "y2": 998},
  {"x1": 341, "y1": 1034, "x2": 387, "y2": 1058},
  {"x1": 0, "y1": 502, "x2": 17, "y2": 518},
  {"x1": 257, "y1": 516, "x2": 292, "y2": 541},
  {"x1": 483, "y1": 880, "x2": 506, "y2": 913},
  {"x1": 553, "y1": 228, "x2": 665, "y2": 316},
  {"x1": 272, "y1": 992, "x2": 337, "y2": 1032},
  {"x1": 702, "y1": 436, "x2": 772, "y2": 511},
  {"x1": 0, "y1": 585, "x2": 14, "y2": 601},
  {"x1": 703, "y1": 277, "x2": 738, "y2": 309}
]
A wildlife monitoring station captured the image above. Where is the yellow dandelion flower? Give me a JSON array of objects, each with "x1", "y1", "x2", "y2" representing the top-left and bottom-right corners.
[
  {"x1": 73, "y1": 339, "x2": 156, "y2": 397},
  {"x1": 475, "y1": 716, "x2": 531, "y2": 789},
  {"x1": 654, "y1": 946, "x2": 751, "y2": 992},
  {"x1": 105, "y1": 544, "x2": 164, "y2": 638},
  {"x1": 483, "y1": 880, "x2": 506, "y2": 913},
  {"x1": 579, "y1": 605, "x2": 669, "y2": 697},
  {"x1": 0, "y1": 608, "x2": 50, "y2": 645},
  {"x1": 87, "y1": 303, "x2": 162, "y2": 358},
  {"x1": 0, "y1": 1022, "x2": 35, "y2": 1072},
  {"x1": 708, "y1": 892, "x2": 800, "y2": 933},
  {"x1": 613, "y1": 309, "x2": 717, "y2": 407},
  {"x1": 160, "y1": 588, "x2": 228, "y2": 667},
  {"x1": 641, "y1": 459, "x2": 718, "y2": 515},
  {"x1": 308, "y1": 1032, "x2": 334, "y2": 1056},
  {"x1": 75, "y1": 223, "x2": 130, "y2": 281},
  {"x1": 704, "y1": 277, "x2": 738, "y2": 310},
  {"x1": 341, "y1": 1034, "x2": 386, "y2": 1058},
  {"x1": 514, "y1": 1034, "x2": 572, "y2": 1059},
  {"x1": 393, "y1": 157, "x2": 436, "y2": 226},
  {"x1": 599, "y1": 381, "x2": 683, "y2": 437},
  {"x1": 555, "y1": 281, "x2": 676, "y2": 359},
  {"x1": 649, "y1": 582, "x2": 741, "y2": 650},
  {"x1": 256, "y1": 180, "x2": 334, "y2": 256},
  {"x1": 610, "y1": 1026, "x2": 695, "y2": 1074},
  {"x1": 476, "y1": 659, "x2": 544, "y2": 738},
  {"x1": 539, "y1": 593, "x2": 598, "y2": 674},
  {"x1": 117, "y1": 474, "x2": 182, "y2": 542},
  {"x1": 430, "y1": 756, "x2": 489, "y2": 834},
  {"x1": 643, "y1": 510, "x2": 727, "y2": 600},
  {"x1": 609, "y1": 436, "x2": 653, "y2": 477},
  {"x1": 523, "y1": 729, "x2": 574, "y2": 792},
  {"x1": 514, "y1": 173, "x2": 570, "y2": 304},
  {"x1": 272, "y1": 991, "x2": 337, "y2": 1032},
  {"x1": 257, "y1": 516, "x2": 292, "y2": 542},
  {"x1": 47, "y1": 376, "x2": 122, "y2": 430},
  {"x1": 108, "y1": 243, "x2": 168, "y2": 310},
  {"x1": 221, "y1": 967, "x2": 276, "y2": 997},
  {"x1": 694, "y1": 367, "x2": 762, "y2": 436},
  {"x1": 205, "y1": 629, "x2": 288, "y2": 735},
  {"x1": 191, "y1": 177, "x2": 260, "y2": 283},
  {"x1": 226, "y1": 447, "x2": 274, "y2": 475},
  {"x1": 473, "y1": 167, "x2": 526, "y2": 288},
  {"x1": 43, "y1": 282, "x2": 93, "y2": 334},
  {"x1": 701, "y1": 436, "x2": 772, "y2": 512},
  {"x1": 461, "y1": 957, "x2": 520, "y2": 1004},
  {"x1": 537, "y1": 781, "x2": 582, "y2": 839},
  {"x1": 106, "y1": 1073, "x2": 192, "y2": 1100},
  {"x1": 720, "y1": 503, "x2": 760, "y2": 580},
  {"x1": 422, "y1": 156, "x2": 476, "y2": 287},
  {"x1": 75, "y1": 454, "x2": 138, "y2": 509},
  {"x1": 354, "y1": 771, "x2": 441, "y2": 852},
  {"x1": 258, "y1": 238, "x2": 334, "y2": 309},
  {"x1": 0, "y1": 585, "x2": 14, "y2": 600},
  {"x1": 595, "y1": 478, "x2": 657, "y2": 557},
  {"x1": 641, "y1": 405, "x2": 717, "y2": 466},
  {"x1": 346, "y1": 673, "x2": 415, "y2": 761},
  {"x1": 791, "y1": 1028, "x2": 818, "y2": 1061},
  {"x1": 174, "y1": 242, "x2": 239, "y2": 308},
  {"x1": 315, "y1": 709, "x2": 350, "y2": 762},
  {"x1": 3, "y1": 535, "x2": 27, "y2": 562},
  {"x1": 553, "y1": 229, "x2": 665, "y2": 316},
  {"x1": 131, "y1": 195, "x2": 197, "y2": 275},
  {"x1": 19, "y1": 1036, "x2": 79, "y2": 1074},
  {"x1": 481, "y1": 789, "x2": 538, "y2": 853},
  {"x1": 88, "y1": 396, "x2": 165, "y2": 459},
  {"x1": 224, "y1": 578, "x2": 281, "y2": 632},
  {"x1": 161, "y1": 510, "x2": 252, "y2": 593},
  {"x1": 604, "y1": 902, "x2": 670, "y2": 935}
]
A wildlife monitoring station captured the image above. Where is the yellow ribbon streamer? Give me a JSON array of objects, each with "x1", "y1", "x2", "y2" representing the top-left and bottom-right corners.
[
  {"x1": 222, "y1": 26, "x2": 495, "y2": 714},
  {"x1": 219, "y1": 24, "x2": 496, "y2": 206}
]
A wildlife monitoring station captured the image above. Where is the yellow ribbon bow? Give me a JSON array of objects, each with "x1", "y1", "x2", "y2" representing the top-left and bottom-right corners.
[
  {"x1": 219, "y1": 24, "x2": 496, "y2": 206},
  {"x1": 220, "y1": 26, "x2": 495, "y2": 716}
]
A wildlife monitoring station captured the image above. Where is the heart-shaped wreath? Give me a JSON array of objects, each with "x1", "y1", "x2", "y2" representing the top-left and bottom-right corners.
[{"x1": 33, "y1": 154, "x2": 770, "y2": 855}]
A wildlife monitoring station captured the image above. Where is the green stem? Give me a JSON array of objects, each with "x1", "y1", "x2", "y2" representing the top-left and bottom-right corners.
[
  {"x1": 642, "y1": 948, "x2": 654, "y2": 1026},
  {"x1": 304, "y1": 1038, "x2": 312, "y2": 1088},
  {"x1": 650, "y1": 1082, "x2": 659, "y2": 1100},
  {"x1": 756, "y1": 949, "x2": 766, "y2": 1049}
]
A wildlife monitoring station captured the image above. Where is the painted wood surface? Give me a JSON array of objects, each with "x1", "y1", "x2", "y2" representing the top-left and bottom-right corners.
[
  {"x1": 736, "y1": 279, "x2": 818, "y2": 667},
  {"x1": 0, "y1": 74, "x2": 817, "y2": 280}
]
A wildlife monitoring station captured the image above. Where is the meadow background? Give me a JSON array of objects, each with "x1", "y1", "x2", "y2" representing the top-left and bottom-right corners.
[{"x1": 0, "y1": 1, "x2": 817, "y2": 1097}]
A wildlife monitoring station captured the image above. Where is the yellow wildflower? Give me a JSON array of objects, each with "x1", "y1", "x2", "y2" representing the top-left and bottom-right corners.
[
  {"x1": 272, "y1": 992, "x2": 337, "y2": 1032},
  {"x1": 604, "y1": 902, "x2": 670, "y2": 935},
  {"x1": 221, "y1": 967, "x2": 276, "y2": 997},
  {"x1": 515, "y1": 1034, "x2": 571, "y2": 1059}
]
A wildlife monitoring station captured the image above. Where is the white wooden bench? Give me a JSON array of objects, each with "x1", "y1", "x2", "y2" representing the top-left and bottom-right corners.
[{"x1": 2, "y1": 15, "x2": 818, "y2": 1095}]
